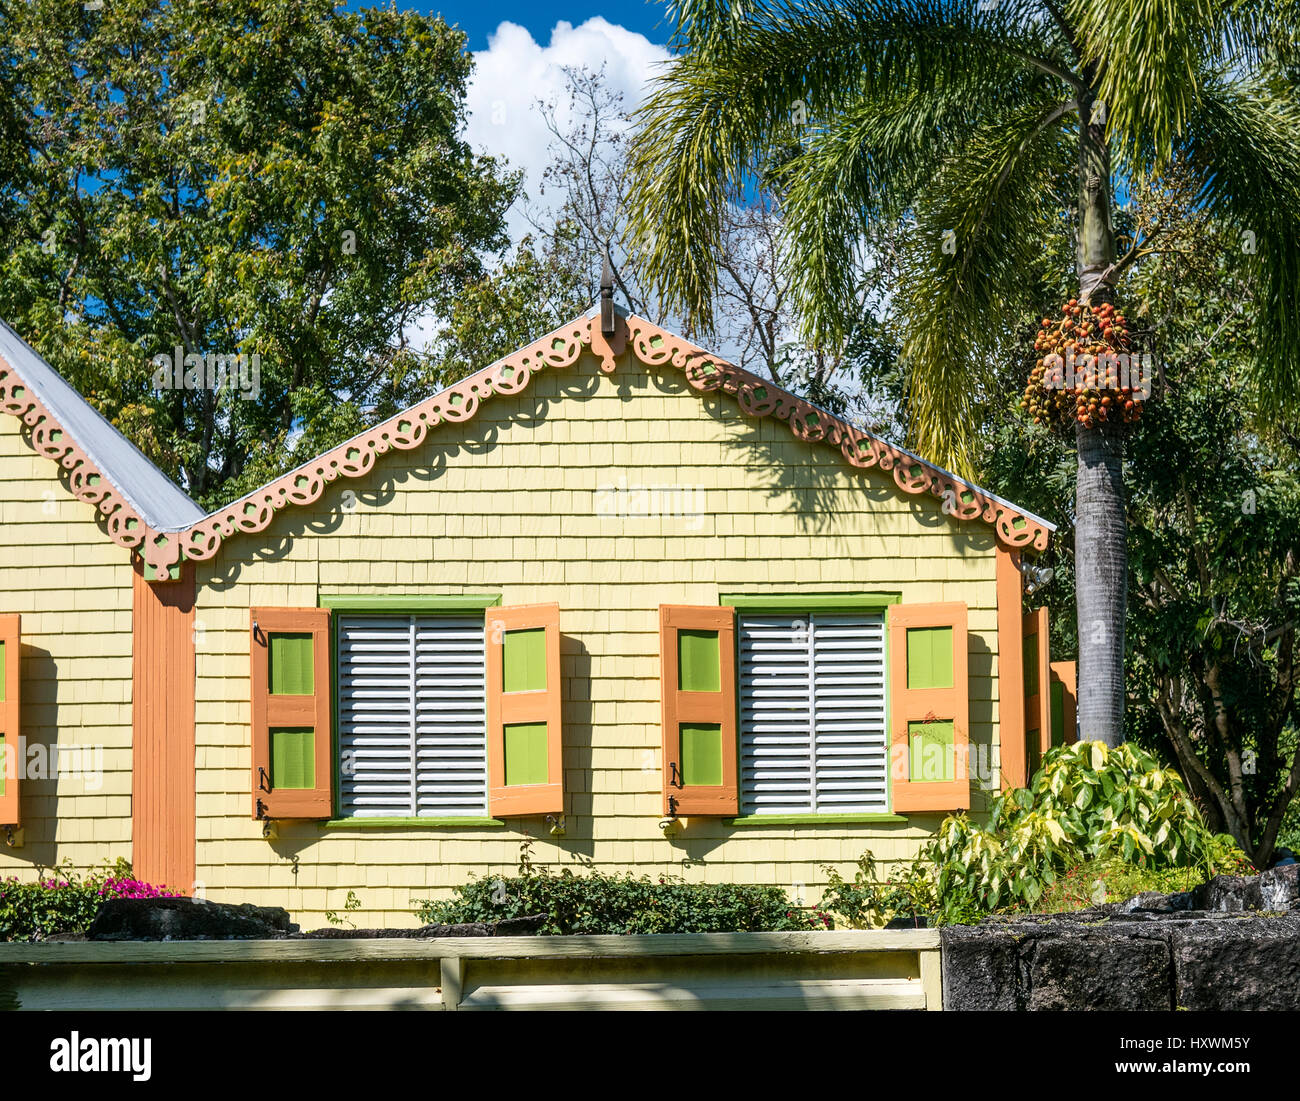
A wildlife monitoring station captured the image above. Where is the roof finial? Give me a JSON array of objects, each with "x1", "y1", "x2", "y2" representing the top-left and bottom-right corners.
[{"x1": 600, "y1": 252, "x2": 616, "y2": 336}]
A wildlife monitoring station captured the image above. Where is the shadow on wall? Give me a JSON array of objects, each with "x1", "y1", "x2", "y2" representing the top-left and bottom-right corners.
[
  {"x1": 201, "y1": 351, "x2": 990, "y2": 589},
  {"x1": 19, "y1": 420, "x2": 125, "y2": 557},
  {"x1": 628, "y1": 362, "x2": 996, "y2": 558},
  {"x1": 968, "y1": 630, "x2": 999, "y2": 811},
  {"x1": 546, "y1": 632, "x2": 595, "y2": 865},
  {"x1": 204, "y1": 368, "x2": 603, "y2": 590},
  {"x1": 4, "y1": 640, "x2": 63, "y2": 870}
]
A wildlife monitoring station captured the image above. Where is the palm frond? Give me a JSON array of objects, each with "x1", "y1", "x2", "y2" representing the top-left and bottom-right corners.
[
  {"x1": 894, "y1": 99, "x2": 1075, "y2": 475},
  {"x1": 1182, "y1": 74, "x2": 1300, "y2": 415},
  {"x1": 1068, "y1": 0, "x2": 1292, "y2": 166},
  {"x1": 626, "y1": 0, "x2": 1081, "y2": 332},
  {"x1": 776, "y1": 74, "x2": 1061, "y2": 348}
]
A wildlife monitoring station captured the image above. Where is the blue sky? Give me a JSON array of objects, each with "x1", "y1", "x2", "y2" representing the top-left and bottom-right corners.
[
  {"x1": 331, "y1": 3, "x2": 676, "y2": 345},
  {"x1": 439, "y1": 1, "x2": 669, "y2": 50},
  {"x1": 343, "y1": 1, "x2": 672, "y2": 50},
  {"x1": 372, "y1": 5, "x2": 674, "y2": 250},
  {"x1": 334, "y1": 3, "x2": 674, "y2": 237}
]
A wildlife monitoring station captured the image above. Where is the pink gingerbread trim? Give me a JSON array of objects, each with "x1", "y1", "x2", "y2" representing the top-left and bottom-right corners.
[
  {"x1": 619, "y1": 316, "x2": 1052, "y2": 553},
  {"x1": 0, "y1": 357, "x2": 166, "y2": 569},
  {"x1": 0, "y1": 312, "x2": 1050, "y2": 576}
]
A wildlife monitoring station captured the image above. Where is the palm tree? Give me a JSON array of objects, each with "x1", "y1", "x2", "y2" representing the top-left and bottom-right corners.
[{"x1": 627, "y1": 0, "x2": 1300, "y2": 747}]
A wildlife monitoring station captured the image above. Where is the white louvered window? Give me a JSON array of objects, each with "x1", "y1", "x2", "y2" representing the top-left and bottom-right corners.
[
  {"x1": 338, "y1": 615, "x2": 488, "y2": 818},
  {"x1": 738, "y1": 612, "x2": 888, "y2": 815}
]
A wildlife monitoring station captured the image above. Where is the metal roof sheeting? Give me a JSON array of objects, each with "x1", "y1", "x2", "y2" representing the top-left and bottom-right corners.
[{"x1": 0, "y1": 319, "x2": 205, "y2": 531}]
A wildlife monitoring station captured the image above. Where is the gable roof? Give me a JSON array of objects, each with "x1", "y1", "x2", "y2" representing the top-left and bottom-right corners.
[
  {"x1": 0, "y1": 320, "x2": 207, "y2": 574},
  {"x1": 0, "y1": 310, "x2": 1053, "y2": 578}
]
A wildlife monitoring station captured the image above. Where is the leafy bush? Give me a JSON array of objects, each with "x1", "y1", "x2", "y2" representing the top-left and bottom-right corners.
[
  {"x1": 820, "y1": 742, "x2": 1251, "y2": 928},
  {"x1": 416, "y1": 842, "x2": 829, "y2": 935},
  {"x1": 0, "y1": 859, "x2": 182, "y2": 942},
  {"x1": 1034, "y1": 857, "x2": 1200, "y2": 914},
  {"x1": 929, "y1": 742, "x2": 1247, "y2": 919},
  {"x1": 819, "y1": 852, "x2": 940, "y2": 929}
]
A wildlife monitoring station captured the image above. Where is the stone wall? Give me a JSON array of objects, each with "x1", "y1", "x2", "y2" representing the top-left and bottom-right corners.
[{"x1": 942, "y1": 865, "x2": 1300, "y2": 1011}]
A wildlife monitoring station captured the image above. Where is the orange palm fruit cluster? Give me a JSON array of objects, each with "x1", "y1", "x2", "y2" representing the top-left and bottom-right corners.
[{"x1": 1021, "y1": 299, "x2": 1144, "y2": 431}]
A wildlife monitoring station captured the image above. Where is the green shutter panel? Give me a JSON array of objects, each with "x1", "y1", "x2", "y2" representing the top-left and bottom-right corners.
[
  {"x1": 660, "y1": 605, "x2": 738, "y2": 817},
  {"x1": 251, "y1": 608, "x2": 333, "y2": 820}
]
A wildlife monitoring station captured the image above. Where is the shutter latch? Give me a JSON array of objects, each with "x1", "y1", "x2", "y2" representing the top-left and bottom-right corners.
[
  {"x1": 669, "y1": 761, "x2": 683, "y2": 788},
  {"x1": 659, "y1": 797, "x2": 681, "y2": 836},
  {"x1": 258, "y1": 766, "x2": 272, "y2": 793},
  {"x1": 255, "y1": 798, "x2": 274, "y2": 837}
]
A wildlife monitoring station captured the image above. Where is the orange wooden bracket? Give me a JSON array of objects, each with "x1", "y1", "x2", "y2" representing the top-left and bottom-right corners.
[{"x1": 589, "y1": 313, "x2": 627, "y2": 374}]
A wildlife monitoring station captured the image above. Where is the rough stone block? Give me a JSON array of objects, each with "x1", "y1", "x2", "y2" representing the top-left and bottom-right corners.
[
  {"x1": 940, "y1": 925, "x2": 1023, "y2": 1010},
  {"x1": 1022, "y1": 929, "x2": 1172, "y2": 1010},
  {"x1": 1169, "y1": 915, "x2": 1300, "y2": 1011},
  {"x1": 87, "y1": 897, "x2": 296, "y2": 940}
]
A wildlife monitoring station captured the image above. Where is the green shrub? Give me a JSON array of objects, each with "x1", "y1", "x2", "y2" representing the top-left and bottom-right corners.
[
  {"x1": 927, "y1": 742, "x2": 1247, "y2": 922},
  {"x1": 818, "y1": 852, "x2": 940, "y2": 929},
  {"x1": 1034, "y1": 857, "x2": 1203, "y2": 914},
  {"x1": 0, "y1": 859, "x2": 182, "y2": 942},
  {"x1": 820, "y1": 742, "x2": 1252, "y2": 928},
  {"x1": 415, "y1": 842, "x2": 829, "y2": 934}
]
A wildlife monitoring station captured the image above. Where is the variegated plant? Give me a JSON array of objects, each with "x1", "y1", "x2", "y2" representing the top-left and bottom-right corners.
[{"x1": 927, "y1": 741, "x2": 1247, "y2": 919}]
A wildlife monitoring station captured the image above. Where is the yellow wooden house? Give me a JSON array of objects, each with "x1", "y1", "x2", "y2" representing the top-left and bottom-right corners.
[{"x1": 0, "y1": 304, "x2": 1072, "y2": 926}]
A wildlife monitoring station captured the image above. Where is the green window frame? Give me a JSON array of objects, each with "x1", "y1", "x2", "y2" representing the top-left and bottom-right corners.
[
  {"x1": 320, "y1": 595, "x2": 507, "y2": 828},
  {"x1": 720, "y1": 593, "x2": 906, "y2": 825}
]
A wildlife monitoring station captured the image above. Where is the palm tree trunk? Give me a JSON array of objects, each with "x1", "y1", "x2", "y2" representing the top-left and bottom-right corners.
[
  {"x1": 1075, "y1": 420, "x2": 1128, "y2": 744},
  {"x1": 1074, "y1": 88, "x2": 1128, "y2": 747}
]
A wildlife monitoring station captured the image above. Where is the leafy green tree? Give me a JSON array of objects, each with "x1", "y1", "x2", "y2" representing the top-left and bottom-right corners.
[
  {"x1": 625, "y1": 0, "x2": 1300, "y2": 746},
  {"x1": 1117, "y1": 193, "x2": 1299, "y2": 865},
  {"x1": 1124, "y1": 357, "x2": 1299, "y2": 866},
  {"x1": 0, "y1": 0, "x2": 514, "y2": 508},
  {"x1": 976, "y1": 168, "x2": 1300, "y2": 865},
  {"x1": 426, "y1": 227, "x2": 592, "y2": 381},
  {"x1": 514, "y1": 63, "x2": 812, "y2": 385}
]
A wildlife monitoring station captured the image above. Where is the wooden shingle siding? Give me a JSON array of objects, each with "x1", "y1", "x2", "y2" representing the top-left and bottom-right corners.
[
  {"x1": 0, "y1": 420, "x2": 134, "y2": 872},
  {"x1": 191, "y1": 351, "x2": 1009, "y2": 927}
]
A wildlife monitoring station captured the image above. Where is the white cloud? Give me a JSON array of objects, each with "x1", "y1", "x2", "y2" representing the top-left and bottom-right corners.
[
  {"x1": 404, "y1": 20, "x2": 668, "y2": 354},
  {"x1": 464, "y1": 18, "x2": 670, "y2": 242}
]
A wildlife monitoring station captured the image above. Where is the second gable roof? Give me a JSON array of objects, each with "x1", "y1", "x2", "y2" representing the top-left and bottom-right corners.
[{"x1": 0, "y1": 309, "x2": 1054, "y2": 578}]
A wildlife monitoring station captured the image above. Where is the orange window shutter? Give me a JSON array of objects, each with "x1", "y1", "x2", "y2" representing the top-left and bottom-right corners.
[
  {"x1": 659, "y1": 605, "x2": 739, "y2": 817},
  {"x1": 0, "y1": 613, "x2": 20, "y2": 827},
  {"x1": 486, "y1": 603, "x2": 563, "y2": 817},
  {"x1": 887, "y1": 602, "x2": 971, "y2": 813},
  {"x1": 1023, "y1": 607, "x2": 1051, "y2": 774},
  {"x1": 250, "y1": 608, "x2": 332, "y2": 820}
]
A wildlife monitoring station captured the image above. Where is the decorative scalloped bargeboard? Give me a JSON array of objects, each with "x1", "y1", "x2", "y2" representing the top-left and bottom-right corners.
[{"x1": 0, "y1": 314, "x2": 1050, "y2": 581}]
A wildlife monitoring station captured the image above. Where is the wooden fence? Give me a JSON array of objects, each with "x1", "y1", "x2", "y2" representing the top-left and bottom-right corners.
[{"x1": 0, "y1": 929, "x2": 941, "y2": 1011}]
